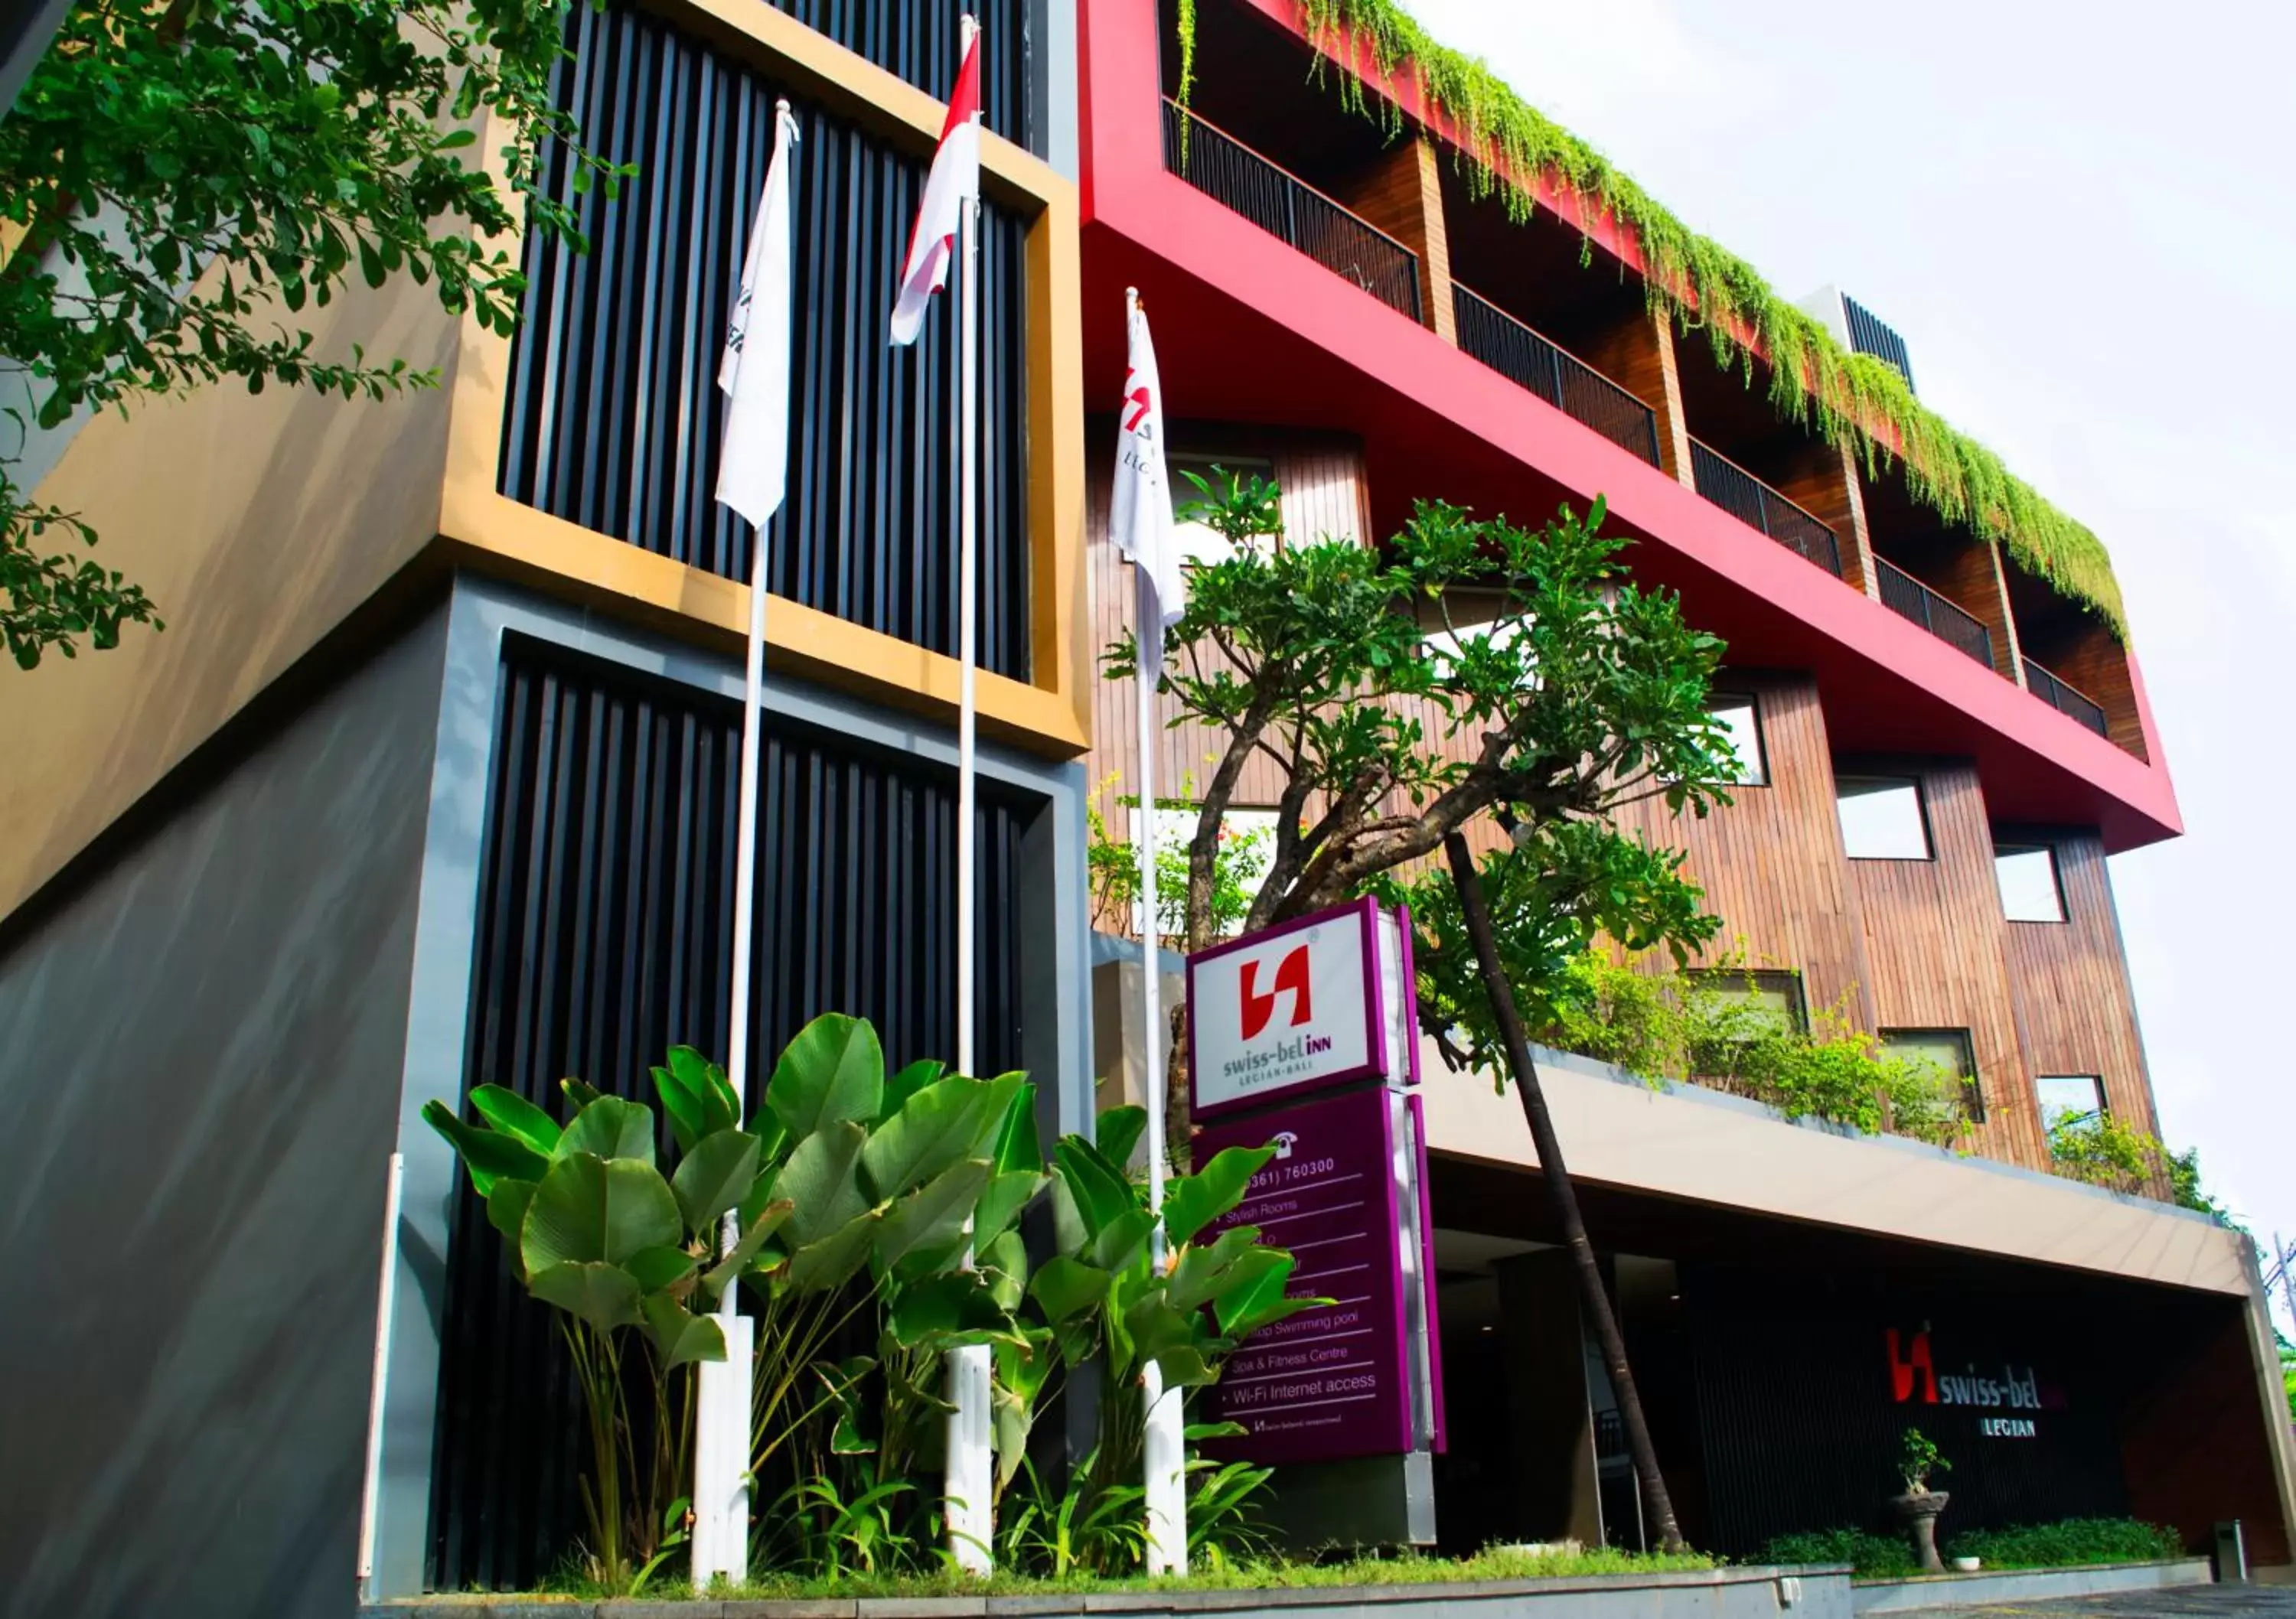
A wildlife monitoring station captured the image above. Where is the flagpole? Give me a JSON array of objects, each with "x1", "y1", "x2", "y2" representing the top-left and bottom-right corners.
[
  {"x1": 944, "y1": 10, "x2": 995, "y2": 1578},
  {"x1": 694, "y1": 95, "x2": 797, "y2": 1590},
  {"x1": 1129, "y1": 287, "x2": 1186, "y2": 1575}
]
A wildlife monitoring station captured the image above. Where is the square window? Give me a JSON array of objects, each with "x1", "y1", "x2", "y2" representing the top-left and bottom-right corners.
[
  {"x1": 2036, "y1": 1075, "x2": 2105, "y2": 1129},
  {"x1": 1126, "y1": 803, "x2": 1276, "y2": 939},
  {"x1": 1709, "y1": 695, "x2": 1767, "y2": 786},
  {"x1": 1994, "y1": 844, "x2": 2065, "y2": 923},
  {"x1": 1881, "y1": 1028, "x2": 1982, "y2": 1122},
  {"x1": 1689, "y1": 969, "x2": 1806, "y2": 1034},
  {"x1": 1167, "y1": 456, "x2": 1277, "y2": 565},
  {"x1": 1836, "y1": 775, "x2": 1930, "y2": 860}
]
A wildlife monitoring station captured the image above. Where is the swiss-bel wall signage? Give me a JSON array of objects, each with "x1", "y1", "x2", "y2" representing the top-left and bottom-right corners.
[
  {"x1": 1886, "y1": 1327, "x2": 2067, "y2": 1440},
  {"x1": 1186, "y1": 897, "x2": 1419, "y2": 1119}
]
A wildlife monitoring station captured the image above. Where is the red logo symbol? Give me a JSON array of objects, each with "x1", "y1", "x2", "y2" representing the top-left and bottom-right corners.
[
  {"x1": 1887, "y1": 1328, "x2": 1937, "y2": 1404},
  {"x1": 1122, "y1": 383, "x2": 1152, "y2": 432},
  {"x1": 1241, "y1": 944, "x2": 1313, "y2": 1039}
]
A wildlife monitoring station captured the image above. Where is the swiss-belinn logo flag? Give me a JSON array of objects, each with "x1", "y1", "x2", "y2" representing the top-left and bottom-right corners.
[
  {"x1": 1887, "y1": 1327, "x2": 1939, "y2": 1404},
  {"x1": 1239, "y1": 944, "x2": 1313, "y2": 1039}
]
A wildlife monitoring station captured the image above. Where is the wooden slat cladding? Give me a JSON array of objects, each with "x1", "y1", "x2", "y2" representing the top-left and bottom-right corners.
[
  {"x1": 2000, "y1": 833, "x2": 2161, "y2": 1139},
  {"x1": 427, "y1": 638, "x2": 1027, "y2": 1591},
  {"x1": 761, "y1": 0, "x2": 1033, "y2": 147},
  {"x1": 1848, "y1": 760, "x2": 2045, "y2": 1169},
  {"x1": 501, "y1": 0, "x2": 1032, "y2": 679},
  {"x1": 1084, "y1": 419, "x2": 1370, "y2": 821},
  {"x1": 1336, "y1": 138, "x2": 1456, "y2": 343},
  {"x1": 1611, "y1": 676, "x2": 1877, "y2": 1029}
]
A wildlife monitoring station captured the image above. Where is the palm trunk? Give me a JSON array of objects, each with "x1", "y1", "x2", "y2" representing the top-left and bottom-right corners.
[{"x1": 1443, "y1": 833, "x2": 1686, "y2": 1555}]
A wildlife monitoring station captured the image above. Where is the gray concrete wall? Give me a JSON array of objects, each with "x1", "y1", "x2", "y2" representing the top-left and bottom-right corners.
[
  {"x1": 1851, "y1": 1557, "x2": 2213, "y2": 1612},
  {"x1": 0, "y1": 605, "x2": 448, "y2": 1619}
]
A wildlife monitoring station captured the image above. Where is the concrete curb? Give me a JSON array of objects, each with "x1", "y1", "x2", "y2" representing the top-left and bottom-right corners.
[{"x1": 1848, "y1": 1555, "x2": 2213, "y2": 1612}]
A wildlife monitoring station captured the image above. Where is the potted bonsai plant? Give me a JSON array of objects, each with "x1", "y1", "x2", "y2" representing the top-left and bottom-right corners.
[{"x1": 1890, "y1": 1426, "x2": 1952, "y2": 1572}]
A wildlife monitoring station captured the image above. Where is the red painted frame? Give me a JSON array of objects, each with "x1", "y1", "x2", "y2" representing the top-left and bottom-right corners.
[{"x1": 1074, "y1": 0, "x2": 2178, "y2": 851}]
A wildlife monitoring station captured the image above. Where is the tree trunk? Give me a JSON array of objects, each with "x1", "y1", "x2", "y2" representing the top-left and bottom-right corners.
[
  {"x1": 1443, "y1": 832, "x2": 1687, "y2": 1555},
  {"x1": 1163, "y1": 997, "x2": 1192, "y2": 1174}
]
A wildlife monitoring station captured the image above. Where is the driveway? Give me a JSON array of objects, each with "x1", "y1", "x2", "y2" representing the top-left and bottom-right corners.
[{"x1": 1893, "y1": 1585, "x2": 2296, "y2": 1617}]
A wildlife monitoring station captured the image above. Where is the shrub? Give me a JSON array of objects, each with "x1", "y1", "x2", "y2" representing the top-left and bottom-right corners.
[
  {"x1": 1756, "y1": 1527, "x2": 1916, "y2": 1576},
  {"x1": 1942, "y1": 1518, "x2": 2186, "y2": 1569}
]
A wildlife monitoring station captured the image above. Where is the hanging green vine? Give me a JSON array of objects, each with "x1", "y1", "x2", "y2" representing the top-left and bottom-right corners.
[{"x1": 1174, "y1": 0, "x2": 2126, "y2": 639}]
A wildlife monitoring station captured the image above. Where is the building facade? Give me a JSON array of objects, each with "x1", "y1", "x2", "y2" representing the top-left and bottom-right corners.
[
  {"x1": 0, "y1": 0, "x2": 2288, "y2": 1611},
  {"x1": 1073, "y1": 0, "x2": 2295, "y2": 1572}
]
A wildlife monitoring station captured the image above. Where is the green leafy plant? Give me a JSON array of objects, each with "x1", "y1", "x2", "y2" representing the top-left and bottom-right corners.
[
  {"x1": 422, "y1": 1054, "x2": 784, "y2": 1591},
  {"x1": 0, "y1": 0, "x2": 630, "y2": 665},
  {"x1": 2043, "y1": 1109, "x2": 2222, "y2": 1210},
  {"x1": 1165, "y1": 0, "x2": 2125, "y2": 638},
  {"x1": 1087, "y1": 772, "x2": 1274, "y2": 945},
  {"x1": 1756, "y1": 1526, "x2": 1916, "y2": 1577},
  {"x1": 1897, "y1": 1426, "x2": 1949, "y2": 1497},
  {"x1": 1942, "y1": 1517, "x2": 2184, "y2": 1569}
]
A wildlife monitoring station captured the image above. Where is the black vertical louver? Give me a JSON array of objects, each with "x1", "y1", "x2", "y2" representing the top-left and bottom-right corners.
[
  {"x1": 1842, "y1": 293, "x2": 1916, "y2": 396},
  {"x1": 426, "y1": 637, "x2": 1027, "y2": 1591},
  {"x1": 764, "y1": 0, "x2": 1033, "y2": 147},
  {"x1": 501, "y1": 0, "x2": 1032, "y2": 680}
]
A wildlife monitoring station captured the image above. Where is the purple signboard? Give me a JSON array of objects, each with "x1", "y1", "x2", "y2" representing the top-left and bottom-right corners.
[{"x1": 1199, "y1": 1086, "x2": 1414, "y2": 1466}]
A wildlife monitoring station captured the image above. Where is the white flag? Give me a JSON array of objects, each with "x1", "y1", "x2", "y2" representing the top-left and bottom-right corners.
[
  {"x1": 1112, "y1": 294, "x2": 1186, "y2": 676},
  {"x1": 716, "y1": 102, "x2": 801, "y2": 526},
  {"x1": 889, "y1": 29, "x2": 981, "y2": 347}
]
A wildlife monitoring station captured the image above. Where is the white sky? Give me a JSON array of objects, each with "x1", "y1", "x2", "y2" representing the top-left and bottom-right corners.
[{"x1": 1394, "y1": 0, "x2": 2296, "y2": 1318}]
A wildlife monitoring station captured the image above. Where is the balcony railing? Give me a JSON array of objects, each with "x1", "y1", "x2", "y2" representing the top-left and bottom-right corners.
[
  {"x1": 1688, "y1": 438, "x2": 1843, "y2": 577},
  {"x1": 1163, "y1": 100, "x2": 1421, "y2": 323},
  {"x1": 2024, "y1": 658, "x2": 2109, "y2": 737},
  {"x1": 1876, "y1": 557, "x2": 1994, "y2": 669},
  {"x1": 1451, "y1": 284, "x2": 1660, "y2": 467}
]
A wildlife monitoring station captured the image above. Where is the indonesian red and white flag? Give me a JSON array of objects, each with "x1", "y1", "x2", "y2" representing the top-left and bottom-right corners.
[
  {"x1": 1111, "y1": 294, "x2": 1186, "y2": 676},
  {"x1": 887, "y1": 26, "x2": 982, "y2": 347}
]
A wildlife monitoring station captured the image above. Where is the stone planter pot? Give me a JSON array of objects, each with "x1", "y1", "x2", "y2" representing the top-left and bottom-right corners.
[{"x1": 1890, "y1": 1490, "x2": 1950, "y2": 1572}]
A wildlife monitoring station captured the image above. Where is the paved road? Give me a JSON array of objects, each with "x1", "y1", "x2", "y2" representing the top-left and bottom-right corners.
[{"x1": 1894, "y1": 1585, "x2": 2296, "y2": 1617}]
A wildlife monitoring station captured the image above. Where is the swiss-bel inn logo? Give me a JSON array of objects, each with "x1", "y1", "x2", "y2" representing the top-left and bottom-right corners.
[
  {"x1": 1188, "y1": 903, "x2": 1386, "y2": 1116},
  {"x1": 1886, "y1": 1328, "x2": 2065, "y2": 1439}
]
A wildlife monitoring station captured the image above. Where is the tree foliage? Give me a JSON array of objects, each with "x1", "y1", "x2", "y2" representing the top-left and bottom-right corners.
[
  {"x1": 0, "y1": 0, "x2": 625, "y2": 667},
  {"x1": 1109, "y1": 470, "x2": 1740, "y2": 1147}
]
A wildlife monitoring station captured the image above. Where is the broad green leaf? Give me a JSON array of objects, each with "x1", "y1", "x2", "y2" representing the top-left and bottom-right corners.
[
  {"x1": 1028, "y1": 1256, "x2": 1109, "y2": 1324},
  {"x1": 1092, "y1": 1207, "x2": 1157, "y2": 1274},
  {"x1": 641, "y1": 1292, "x2": 726, "y2": 1369},
  {"x1": 485, "y1": 1178, "x2": 537, "y2": 1277},
  {"x1": 670, "y1": 1129, "x2": 762, "y2": 1234},
  {"x1": 1052, "y1": 1135, "x2": 1137, "y2": 1239},
  {"x1": 560, "y1": 1077, "x2": 605, "y2": 1112},
  {"x1": 981, "y1": 1228, "x2": 1029, "y2": 1311},
  {"x1": 520, "y1": 1153, "x2": 682, "y2": 1275},
  {"x1": 1124, "y1": 1292, "x2": 1197, "y2": 1367},
  {"x1": 876, "y1": 1158, "x2": 992, "y2": 1269},
  {"x1": 1159, "y1": 1145, "x2": 1275, "y2": 1249},
  {"x1": 665, "y1": 1044, "x2": 739, "y2": 1138},
  {"x1": 973, "y1": 1169, "x2": 1044, "y2": 1250},
  {"x1": 1215, "y1": 1250, "x2": 1326, "y2": 1340},
  {"x1": 1050, "y1": 1168, "x2": 1089, "y2": 1258},
  {"x1": 859, "y1": 1077, "x2": 1006, "y2": 1202},
  {"x1": 700, "y1": 1198, "x2": 793, "y2": 1301},
  {"x1": 991, "y1": 1080, "x2": 1043, "y2": 1174},
  {"x1": 1150, "y1": 1343, "x2": 1219, "y2": 1389},
  {"x1": 556, "y1": 1095, "x2": 655, "y2": 1165},
  {"x1": 623, "y1": 1245, "x2": 696, "y2": 1294},
  {"x1": 879, "y1": 1057, "x2": 946, "y2": 1124},
  {"x1": 470, "y1": 1085, "x2": 562, "y2": 1155},
  {"x1": 1184, "y1": 1421, "x2": 1248, "y2": 1441},
  {"x1": 1165, "y1": 1224, "x2": 1263, "y2": 1314},
  {"x1": 528, "y1": 1260, "x2": 642, "y2": 1333},
  {"x1": 765, "y1": 1013, "x2": 884, "y2": 1139},
  {"x1": 422, "y1": 1098, "x2": 548, "y2": 1197},
  {"x1": 651, "y1": 1063, "x2": 706, "y2": 1155},
  {"x1": 777, "y1": 1119, "x2": 869, "y2": 1246},
  {"x1": 886, "y1": 1269, "x2": 1009, "y2": 1347},
  {"x1": 784, "y1": 1210, "x2": 880, "y2": 1292},
  {"x1": 1094, "y1": 1104, "x2": 1148, "y2": 1171}
]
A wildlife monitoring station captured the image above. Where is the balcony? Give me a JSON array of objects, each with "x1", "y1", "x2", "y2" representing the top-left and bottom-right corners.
[
  {"x1": 1451, "y1": 284, "x2": 1660, "y2": 467},
  {"x1": 1688, "y1": 438, "x2": 1843, "y2": 577},
  {"x1": 1162, "y1": 100, "x2": 1421, "y2": 322},
  {"x1": 1877, "y1": 556, "x2": 1994, "y2": 668},
  {"x1": 2024, "y1": 659, "x2": 2110, "y2": 738}
]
